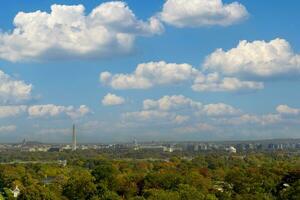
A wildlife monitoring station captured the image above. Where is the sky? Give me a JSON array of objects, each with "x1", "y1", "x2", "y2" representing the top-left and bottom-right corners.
[{"x1": 0, "y1": 0, "x2": 300, "y2": 143}]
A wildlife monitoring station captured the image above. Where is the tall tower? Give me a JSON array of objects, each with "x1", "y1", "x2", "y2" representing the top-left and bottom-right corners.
[{"x1": 72, "y1": 124, "x2": 77, "y2": 151}]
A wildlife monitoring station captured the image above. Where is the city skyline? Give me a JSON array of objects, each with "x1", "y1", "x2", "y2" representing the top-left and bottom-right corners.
[{"x1": 1, "y1": 0, "x2": 300, "y2": 142}]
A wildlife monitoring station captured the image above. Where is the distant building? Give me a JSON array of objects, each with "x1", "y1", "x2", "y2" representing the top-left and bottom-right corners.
[
  {"x1": 199, "y1": 143, "x2": 208, "y2": 151},
  {"x1": 140, "y1": 145, "x2": 166, "y2": 151},
  {"x1": 185, "y1": 144, "x2": 200, "y2": 152},
  {"x1": 80, "y1": 145, "x2": 88, "y2": 150},
  {"x1": 62, "y1": 145, "x2": 72, "y2": 150},
  {"x1": 169, "y1": 146, "x2": 183, "y2": 152},
  {"x1": 227, "y1": 146, "x2": 237, "y2": 154},
  {"x1": 164, "y1": 146, "x2": 174, "y2": 152},
  {"x1": 48, "y1": 147, "x2": 62, "y2": 152},
  {"x1": 10, "y1": 186, "x2": 20, "y2": 198},
  {"x1": 58, "y1": 160, "x2": 67, "y2": 167}
]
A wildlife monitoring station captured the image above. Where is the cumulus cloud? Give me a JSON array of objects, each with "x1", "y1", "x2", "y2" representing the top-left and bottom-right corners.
[
  {"x1": 123, "y1": 95, "x2": 241, "y2": 126},
  {"x1": 123, "y1": 110, "x2": 172, "y2": 122},
  {"x1": 276, "y1": 105, "x2": 300, "y2": 115},
  {"x1": 102, "y1": 93, "x2": 125, "y2": 106},
  {"x1": 28, "y1": 104, "x2": 69, "y2": 117},
  {"x1": 100, "y1": 38, "x2": 300, "y2": 93},
  {"x1": 216, "y1": 104, "x2": 300, "y2": 126},
  {"x1": 0, "y1": 70, "x2": 32, "y2": 103},
  {"x1": 69, "y1": 101, "x2": 300, "y2": 139},
  {"x1": 173, "y1": 115, "x2": 190, "y2": 124},
  {"x1": 202, "y1": 103, "x2": 241, "y2": 117},
  {"x1": 0, "y1": 105, "x2": 27, "y2": 118},
  {"x1": 100, "y1": 61, "x2": 264, "y2": 92},
  {"x1": 159, "y1": 0, "x2": 248, "y2": 28},
  {"x1": 123, "y1": 95, "x2": 203, "y2": 125},
  {"x1": 28, "y1": 104, "x2": 90, "y2": 119},
  {"x1": 100, "y1": 61, "x2": 198, "y2": 89},
  {"x1": 204, "y1": 38, "x2": 300, "y2": 78},
  {"x1": 192, "y1": 73, "x2": 264, "y2": 92},
  {"x1": 123, "y1": 110, "x2": 189, "y2": 125},
  {"x1": 143, "y1": 95, "x2": 240, "y2": 117},
  {"x1": 67, "y1": 105, "x2": 91, "y2": 119},
  {"x1": 0, "y1": 2, "x2": 163, "y2": 62},
  {"x1": 223, "y1": 114, "x2": 282, "y2": 126},
  {"x1": 0, "y1": 104, "x2": 90, "y2": 119},
  {"x1": 0, "y1": 125, "x2": 16, "y2": 133},
  {"x1": 143, "y1": 95, "x2": 202, "y2": 111}
]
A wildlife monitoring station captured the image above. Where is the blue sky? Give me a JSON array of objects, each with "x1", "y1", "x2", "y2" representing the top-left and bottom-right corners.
[{"x1": 0, "y1": 0, "x2": 300, "y2": 143}]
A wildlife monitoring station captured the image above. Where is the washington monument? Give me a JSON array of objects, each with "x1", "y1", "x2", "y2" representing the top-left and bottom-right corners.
[{"x1": 72, "y1": 124, "x2": 77, "y2": 151}]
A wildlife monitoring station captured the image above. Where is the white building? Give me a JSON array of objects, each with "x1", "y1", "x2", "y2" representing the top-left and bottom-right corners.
[
  {"x1": 11, "y1": 186, "x2": 20, "y2": 198},
  {"x1": 228, "y1": 146, "x2": 237, "y2": 154}
]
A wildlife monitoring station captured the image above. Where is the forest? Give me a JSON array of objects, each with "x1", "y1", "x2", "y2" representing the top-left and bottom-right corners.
[{"x1": 0, "y1": 151, "x2": 299, "y2": 200}]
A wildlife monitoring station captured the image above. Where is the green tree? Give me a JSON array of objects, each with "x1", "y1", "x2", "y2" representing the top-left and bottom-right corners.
[
  {"x1": 177, "y1": 184, "x2": 205, "y2": 200},
  {"x1": 63, "y1": 169, "x2": 97, "y2": 200},
  {"x1": 18, "y1": 184, "x2": 61, "y2": 200},
  {"x1": 144, "y1": 172, "x2": 183, "y2": 190},
  {"x1": 92, "y1": 162, "x2": 118, "y2": 191},
  {"x1": 143, "y1": 189, "x2": 180, "y2": 200}
]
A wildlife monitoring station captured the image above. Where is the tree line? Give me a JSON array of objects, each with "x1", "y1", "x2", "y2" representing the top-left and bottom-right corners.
[{"x1": 0, "y1": 151, "x2": 299, "y2": 199}]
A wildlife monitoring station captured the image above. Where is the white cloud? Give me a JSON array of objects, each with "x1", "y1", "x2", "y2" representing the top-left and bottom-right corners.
[
  {"x1": 222, "y1": 114, "x2": 282, "y2": 126},
  {"x1": 143, "y1": 95, "x2": 202, "y2": 111},
  {"x1": 124, "y1": 95, "x2": 241, "y2": 126},
  {"x1": 97, "y1": 39, "x2": 288, "y2": 94},
  {"x1": 259, "y1": 114, "x2": 282, "y2": 125},
  {"x1": 123, "y1": 96, "x2": 197, "y2": 125},
  {"x1": 217, "y1": 113, "x2": 285, "y2": 125},
  {"x1": 28, "y1": 104, "x2": 68, "y2": 117},
  {"x1": 123, "y1": 110, "x2": 172, "y2": 121},
  {"x1": 204, "y1": 38, "x2": 300, "y2": 78},
  {"x1": 0, "y1": 105, "x2": 27, "y2": 118},
  {"x1": 217, "y1": 105, "x2": 300, "y2": 127},
  {"x1": 202, "y1": 103, "x2": 241, "y2": 117},
  {"x1": 123, "y1": 110, "x2": 188, "y2": 125},
  {"x1": 67, "y1": 105, "x2": 91, "y2": 119},
  {"x1": 102, "y1": 93, "x2": 125, "y2": 106},
  {"x1": 192, "y1": 73, "x2": 264, "y2": 92},
  {"x1": 101, "y1": 61, "x2": 264, "y2": 92},
  {"x1": 100, "y1": 61, "x2": 199, "y2": 89},
  {"x1": 0, "y1": 70, "x2": 32, "y2": 103},
  {"x1": 28, "y1": 104, "x2": 90, "y2": 119},
  {"x1": 0, "y1": 2, "x2": 163, "y2": 62},
  {"x1": 0, "y1": 104, "x2": 90, "y2": 119},
  {"x1": 100, "y1": 39, "x2": 300, "y2": 92},
  {"x1": 276, "y1": 105, "x2": 300, "y2": 115},
  {"x1": 123, "y1": 100, "x2": 300, "y2": 136},
  {"x1": 143, "y1": 95, "x2": 240, "y2": 117},
  {"x1": 160, "y1": 0, "x2": 248, "y2": 28},
  {"x1": 173, "y1": 115, "x2": 190, "y2": 124},
  {"x1": 0, "y1": 125, "x2": 16, "y2": 133}
]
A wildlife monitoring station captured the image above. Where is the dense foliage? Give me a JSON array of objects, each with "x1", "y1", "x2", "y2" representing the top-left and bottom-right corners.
[{"x1": 0, "y1": 151, "x2": 299, "y2": 199}]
